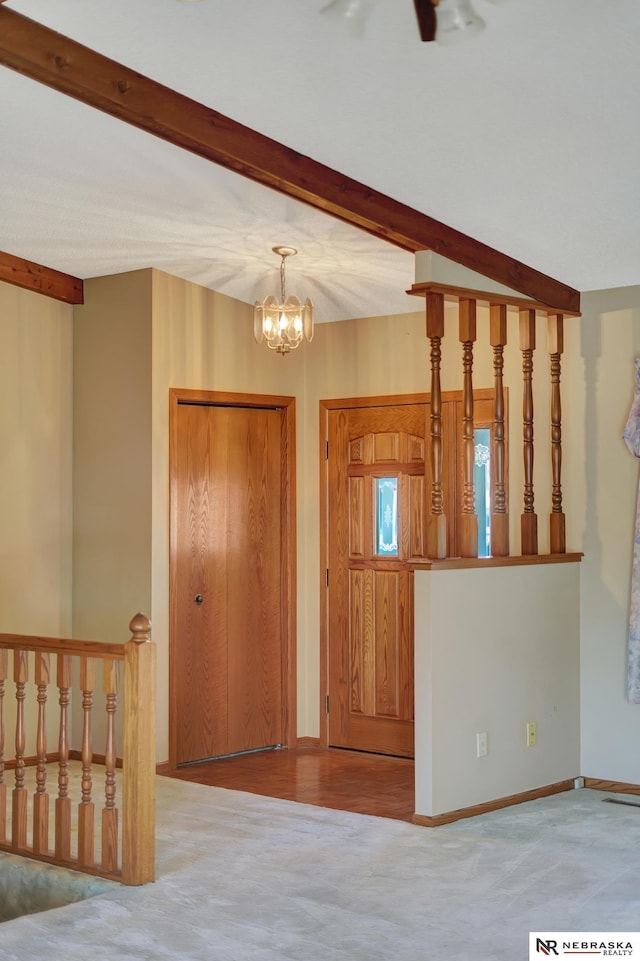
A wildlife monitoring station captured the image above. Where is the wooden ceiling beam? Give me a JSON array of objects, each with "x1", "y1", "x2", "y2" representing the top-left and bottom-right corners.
[
  {"x1": 0, "y1": 7, "x2": 579, "y2": 313},
  {"x1": 0, "y1": 249, "x2": 83, "y2": 304}
]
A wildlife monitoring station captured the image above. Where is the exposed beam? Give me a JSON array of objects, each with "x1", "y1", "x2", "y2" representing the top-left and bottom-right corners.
[
  {"x1": 0, "y1": 249, "x2": 83, "y2": 304},
  {"x1": 0, "y1": 7, "x2": 580, "y2": 313}
]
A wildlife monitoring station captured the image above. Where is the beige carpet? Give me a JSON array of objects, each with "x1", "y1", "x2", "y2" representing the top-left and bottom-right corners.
[{"x1": 0, "y1": 777, "x2": 638, "y2": 960}]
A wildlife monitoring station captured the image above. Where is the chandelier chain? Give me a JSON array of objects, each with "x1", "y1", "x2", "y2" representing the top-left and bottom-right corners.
[{"x1": 280, "y1": 255, "x2": 287, "y2": 302}]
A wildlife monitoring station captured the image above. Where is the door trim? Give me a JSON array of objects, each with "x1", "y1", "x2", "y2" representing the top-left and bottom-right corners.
[
  {"x1": 319, "y1": 389, "x2": 496, "y2": 748},
  {"x1": 319, "y1": 393, "x2": 431, "y2": 749},
  {"x1": 169, "y1": 388, "x2": 297, "y2": 770}
]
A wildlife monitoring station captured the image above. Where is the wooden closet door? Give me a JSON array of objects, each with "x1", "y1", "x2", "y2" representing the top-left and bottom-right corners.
[{"x1": 173, "y1": 402, "x2": 283, "y2": 764}]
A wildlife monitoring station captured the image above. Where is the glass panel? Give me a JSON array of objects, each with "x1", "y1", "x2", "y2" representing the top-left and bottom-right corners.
[
  {"x1": 473, "y1": 428, "x2": 491, "y2": 558},
  {"x1": 376, "y1": 477, "x2": 398, "y2": 556}
]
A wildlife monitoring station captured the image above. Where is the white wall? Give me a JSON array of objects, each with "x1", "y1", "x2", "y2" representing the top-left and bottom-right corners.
[
  {"x1": 414, "y1": 562, "x2": 581, "y2": 816},
  {"x1": 574, "y1": 287, "x2": 640, "y2": 783}
]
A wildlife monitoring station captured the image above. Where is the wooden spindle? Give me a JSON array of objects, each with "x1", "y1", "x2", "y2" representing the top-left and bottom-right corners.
[
  {"x1": 490, "y1": 304, "x2": 509, "y2": 556},
  {"x1": 426, "y1": 292, "x2": 447, "y2": 558},
  {"x1": 459, "y1": 298, "x2": 478, "y2": 557},
  {"x1": 55, "y1": 653, "x2": 72, "y2": 860},
  {"x1": 33, "y1": 652, "x2": 50, "y2": 854},
  {"x1": 122, "y1": 614, "x2": 156, "y2": 885},
  {"x1": 77, "y1": 656, "x2": 96, "y2": 866},
  {"x1": 548, "y1": 313, "x2": 566, "y2": 553},
  {"x1": 12, "y1": 650, "x2": 28, "y2": 850},
  {"x1": 102, "y1": 658, "x2": 120, "y2": 873},
  {"x1": 520, "y1": 309, "x2": 538, "y2": 554},
  {"x1": 0, "y1": 648, "x2": 6, "y2": 843}
]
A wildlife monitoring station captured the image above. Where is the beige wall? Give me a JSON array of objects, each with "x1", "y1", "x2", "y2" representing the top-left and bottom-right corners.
[
  {"x1": 0, "y1": 281, "x2": 73, "y2": 637},
  {"x1": 300, "y1": 309, "x2": 434, "y2": 736},
  {"x1": 5, "y1": 267, "x2": 640, "y2": 798},
  {"x1": 73, "y1": 271, "x2": 153, "y2": 644},
  {"x1": 0, "y1": 280, "x2": 73, "y2": 752},
  {"x1": 72, "y1": 270, "x2": 153, "y2": 750},
  {"x1": 150, "y1": 270, "x2": 303, "y2": 759},
  {"x1": 76, "y1": 273, "x2": 640, "y2": 793}
]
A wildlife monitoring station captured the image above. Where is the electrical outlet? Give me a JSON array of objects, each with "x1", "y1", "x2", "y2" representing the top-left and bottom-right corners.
[
  {"x1": 476, "y1": 731, "x2": 488, "y2": 758},
  {"x1": 526, "y1": 721, "x2": 537, "y2": 747}
]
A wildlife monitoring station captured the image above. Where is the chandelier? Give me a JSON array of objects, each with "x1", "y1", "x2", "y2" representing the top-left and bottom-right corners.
[
  {"x1": 320, "y1": 0, "x2": 510, "y2": 43},
  {"x1": 253, "y1": 247, "x2": 314, "y2": 356}
]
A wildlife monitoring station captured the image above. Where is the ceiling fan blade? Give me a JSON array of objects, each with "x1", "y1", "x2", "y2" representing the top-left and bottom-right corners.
[{"x1": 413, "y1": 0, "x2": 437, "y2": 41}]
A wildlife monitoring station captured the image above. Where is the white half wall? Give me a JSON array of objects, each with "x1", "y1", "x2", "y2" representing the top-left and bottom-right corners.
[{"x1": 414, "y1": 561, "x2": 581, "y2": 817}]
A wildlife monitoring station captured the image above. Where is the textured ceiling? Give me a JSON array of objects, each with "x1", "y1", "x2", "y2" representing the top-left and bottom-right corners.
[{"x1": 1, "y1": 0, "x2": 639, "y2": 321}]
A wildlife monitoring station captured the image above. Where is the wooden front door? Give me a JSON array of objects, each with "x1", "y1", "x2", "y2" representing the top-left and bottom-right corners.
[
  {"x1": 326, "y1": 403, "x2": 428, "y2": 758},
  {"x1": 169, "y1": 391, "x2": 295, "y2": 767}
]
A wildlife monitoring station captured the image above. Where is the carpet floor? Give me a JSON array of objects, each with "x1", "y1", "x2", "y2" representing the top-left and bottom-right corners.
[{"x1": 0, "y1": 779, "x2": 638, "y2": 960}]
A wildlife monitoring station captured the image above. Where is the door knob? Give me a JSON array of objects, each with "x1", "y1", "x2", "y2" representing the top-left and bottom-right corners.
[{"x1": 194, "y1": 593, "x2": 204, "y2": 605}]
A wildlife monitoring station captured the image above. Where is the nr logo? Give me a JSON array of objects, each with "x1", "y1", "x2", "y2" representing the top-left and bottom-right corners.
[{"x1": 536, "y1": 940, "x2": 559, "y2": 956}]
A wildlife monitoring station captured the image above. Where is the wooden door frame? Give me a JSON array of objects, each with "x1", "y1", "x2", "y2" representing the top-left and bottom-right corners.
[
  {"x1": 169, "y1": 388, "x2": 297, "y2": 770},
  {"x1": 319, "y1": 393, "x2": 431, "y2": 748},
  {"x1": 319, "y1": 389, "x2": 497, "y2": 748}
]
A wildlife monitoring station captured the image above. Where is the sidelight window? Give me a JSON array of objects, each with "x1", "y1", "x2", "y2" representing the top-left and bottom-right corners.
[{"x1": 375, "y1": 477, "x2": 398, "y2": 556}]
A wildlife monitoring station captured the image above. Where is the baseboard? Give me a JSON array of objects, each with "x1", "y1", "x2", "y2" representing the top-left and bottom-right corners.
[
  {"x1": 68, "y1": 749, "x2": 123, "y2": 769},
  {"x1": 3, "y1": 752, "x2": 59, "y2": 770},
  {"x1": 4, "y1": 751, "x2": 123, "y2": 771},
  {"x1": 412, "y1": 778, "x2": 576, "y2": 827},
  {"x1": 583, "y1": 777, "x2": 640, "y2": 796},
  {"x1": 156, "y1": 761, "x2": 174, "y2": 775},
  {"x1": 296, "y1": 737, "x2": 320, "y2": 748}
]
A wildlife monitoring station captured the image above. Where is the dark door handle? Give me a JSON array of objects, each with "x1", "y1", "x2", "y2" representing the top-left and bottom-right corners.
[{"x1": 194, "y1": 593, "x2": 204, "y2": 605}]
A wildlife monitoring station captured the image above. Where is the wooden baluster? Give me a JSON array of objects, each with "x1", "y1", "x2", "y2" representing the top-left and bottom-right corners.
[
  {"x1": 0, "y1": 648, "x2": 6, "y2": 842},
  {"x1": 12, "y1": 650, "x2": 28, "y2": 850},
  {"x1": 122, "y1": 614, "x2": 156, "y2": 885},
  {"x1": 77, "y1": 656, "x2": 96, "y2": 866},
  {"x1": 102, "y1": 658, "x2": 120, "y2": 873},
  {"x1": 426, "y1": 292, "x2": 447, "y2": 558},
  {"x1": 520, "y1": 308, "x2": 538, "y2": 554},
  {"x1": 548, "y1": 313, "x2": 566, "y2": 553},
  {"x1": 55, "y1": 653, "x2": 72, "y2": 860},
  {"x1": 490, "y1": 304, "x2": 509, "y2": 556},
  {"x1": 459, "y1": 298, "x2": 478, "y2": 557},
  {"x1": 33, "y1": 652, "x2": 50, "y2": 854}
]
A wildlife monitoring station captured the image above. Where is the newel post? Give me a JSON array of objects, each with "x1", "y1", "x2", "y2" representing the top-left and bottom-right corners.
[{"x1": 122, "y1": 613, "x2": 156, "y2": 885}]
